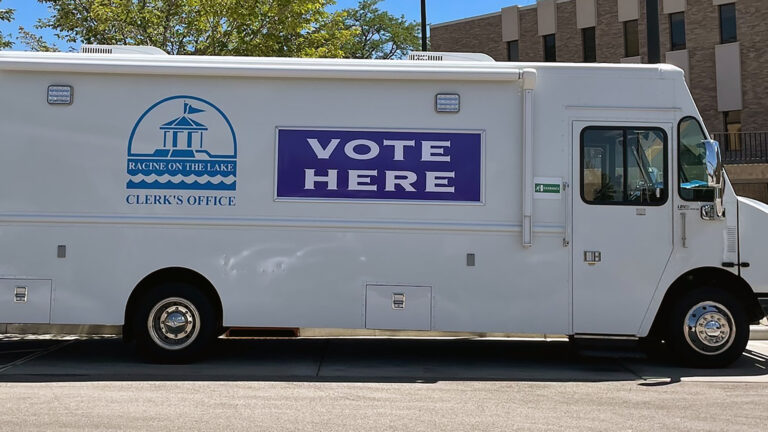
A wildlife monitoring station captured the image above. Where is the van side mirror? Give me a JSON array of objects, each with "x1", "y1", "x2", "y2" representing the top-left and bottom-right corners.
[
  {"x1": 704, "y1": 140, "x2": 723, "y2": 189},
  {"x1": 701, "y1": 139, "x2": 725, "y2": 220}
]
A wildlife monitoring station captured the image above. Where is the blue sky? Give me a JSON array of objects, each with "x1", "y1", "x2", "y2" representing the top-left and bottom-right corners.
[{"x1": 0, "y1": 0, "x2": 535, "y2": 51}]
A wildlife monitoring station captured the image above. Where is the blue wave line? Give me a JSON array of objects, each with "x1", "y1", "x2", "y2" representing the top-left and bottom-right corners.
[{"x1": 127, "y1": 169, "x2": 236, "y2": 177}]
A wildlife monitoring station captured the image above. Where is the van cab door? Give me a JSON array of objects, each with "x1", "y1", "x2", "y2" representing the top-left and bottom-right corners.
[{"x1": 572, "y1": 121, "x2": 674, "y2": 335}]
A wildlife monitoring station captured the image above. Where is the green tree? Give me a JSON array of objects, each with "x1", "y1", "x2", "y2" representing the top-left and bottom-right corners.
[
  {"x1": 36, "y1": 0, "x2": 354, "y2": 57},
  {"x1": 0, "y1": 0, "x2": 14, "y2": 49},
  {"x1": 341, "y1": 0, "x2": 420, "y2": 59},
  {"x1": 17, "y1": 26, "x2": 60, "y2": 51}
]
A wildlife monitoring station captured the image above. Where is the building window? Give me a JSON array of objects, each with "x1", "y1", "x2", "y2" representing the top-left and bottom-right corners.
[
  {"x1": 719, "y1": 3, "x2": 737, "y2": 44},
  {"x1": 582, "y1": 27, "x2": 596, "y2": 62},
  {"x1": 669, "y1": 12, "x2": 686, "y2": 51},
  {"x1": 543, "y1": 34, "x2": 556, "y2": 62},
  {"x1": 723, "y1": 110, "x2": 742, "y2": 150},
  {"x1": 508, "y1": 40, "x2": 519, "y2": 62},
  {"x1": 624, "y1": 20, "x2": 639, "y2": 58}
]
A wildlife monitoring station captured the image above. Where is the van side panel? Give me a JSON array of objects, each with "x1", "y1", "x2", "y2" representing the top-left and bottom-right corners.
[{"x1": 0, "y1": 70, "x2": 571, "y2": 334}]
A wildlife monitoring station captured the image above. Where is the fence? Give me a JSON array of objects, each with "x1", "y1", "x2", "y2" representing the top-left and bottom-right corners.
[{"x1": 712, "y1": 132, "x2": 768, "y2": 164}]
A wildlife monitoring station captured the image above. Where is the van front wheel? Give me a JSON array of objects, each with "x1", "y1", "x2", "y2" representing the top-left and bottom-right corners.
[
  {"x1": 665, "y1": 287, "x2": 748, "y2": 367},
  {"x1": 133, "y1": 283, "x2": 216, "y2": 363}
]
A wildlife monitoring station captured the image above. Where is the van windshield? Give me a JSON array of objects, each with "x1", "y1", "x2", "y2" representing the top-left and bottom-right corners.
[{"x1": 679, "y1": 117, "x2": 715, "y2": 202}]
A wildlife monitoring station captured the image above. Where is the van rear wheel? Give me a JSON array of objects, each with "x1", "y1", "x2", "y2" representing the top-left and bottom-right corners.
[
  {"x1": 133, "y1": 282, "x2": 216, "y2": 363},
  {"x1": 665, "y1": 287, "x2": 748, "y2": 368}
]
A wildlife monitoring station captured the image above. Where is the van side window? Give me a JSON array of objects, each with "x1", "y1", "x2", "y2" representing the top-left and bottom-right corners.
[
  {"x1": 581, "y1": 127, "x2": 668, "y2": 206},
  {"x1": 678, "y1": 117, "x2": 715, "y2": 202}
]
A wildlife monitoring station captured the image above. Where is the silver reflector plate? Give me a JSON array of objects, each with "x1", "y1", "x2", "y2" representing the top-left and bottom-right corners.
[
  {"x1": 435, "y1": 94, "x2": 460, "y2": 113},
  {"x1": 48, "y1": 85, "x2": 72, "y2": 104}
]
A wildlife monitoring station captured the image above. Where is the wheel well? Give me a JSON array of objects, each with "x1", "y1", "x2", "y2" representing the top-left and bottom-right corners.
[
  {"x1": 649, "y1": 267, "x2": 763, "y2": 339},
  {"x1": 123, "y1": 267, "x2": 223, "y2": 342}
]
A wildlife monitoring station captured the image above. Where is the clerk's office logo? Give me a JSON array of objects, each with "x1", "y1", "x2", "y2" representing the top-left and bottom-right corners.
[{"x1": 127, "y1": 95, "x2": 237, "y2": 191}]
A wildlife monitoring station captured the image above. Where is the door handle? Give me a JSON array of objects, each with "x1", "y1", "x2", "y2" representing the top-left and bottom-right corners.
[
  {"x1": 681, "y1": 212, "x2": 687, "y2": 248},
  {"x1": 563, "y1": 181, "x2": 570, "y2": 248},
  {"x1": 584, "y1": 251, "x2": 601, "y2": 264}
]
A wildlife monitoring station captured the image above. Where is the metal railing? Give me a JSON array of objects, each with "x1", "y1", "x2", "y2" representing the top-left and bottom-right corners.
[{"x1": 712, "y1": 132, "x2": 768, "y2": 164}]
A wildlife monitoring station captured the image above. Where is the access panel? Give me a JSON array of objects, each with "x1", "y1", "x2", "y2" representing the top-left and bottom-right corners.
[
  {"x1": 365, "y1": 285, "x2": 431, "y2": 331},
  {"x1": 0, "y1": 279, "x2": 52, "y2": 324}
]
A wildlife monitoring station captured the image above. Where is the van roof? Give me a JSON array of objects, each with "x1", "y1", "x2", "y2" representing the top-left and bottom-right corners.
[{"x1": 0, "y1": 50, "x2": 684, "y2": 82}]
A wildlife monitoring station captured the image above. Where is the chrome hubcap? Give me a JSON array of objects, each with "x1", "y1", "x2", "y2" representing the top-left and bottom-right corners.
[
  {"x1": 703, "y1": 320, "x2": 723, "y2": 339},
  {"x1": 684, "y1": 301, "x2": 734, "y2": 355},
  {"x1": 148, "y1": 297, "x2": 200, "y2": 350}
]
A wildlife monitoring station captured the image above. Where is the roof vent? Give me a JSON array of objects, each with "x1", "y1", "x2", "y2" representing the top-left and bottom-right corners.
[
  {"x1": 79, "y1": 45, "x2": 168, "y2": 55},
  {"x1": 409, "y1": 53, "x2": 443, "y2": 61},
  {"x1": 408, "y1": 52, "x2": 495, "y2": 62}
]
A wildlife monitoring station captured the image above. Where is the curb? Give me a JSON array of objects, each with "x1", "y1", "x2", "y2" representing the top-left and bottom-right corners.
[
  {"x1": 2, "y1": 324, "x2": 768, "y2": 340},
  {"x1": 750, "y1": 325, "x2": 768, "y2": 340}
]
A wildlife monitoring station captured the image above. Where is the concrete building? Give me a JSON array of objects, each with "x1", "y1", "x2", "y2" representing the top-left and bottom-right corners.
[{"x1": 431, "y1": 0, "x2": 768, "y2": 201}]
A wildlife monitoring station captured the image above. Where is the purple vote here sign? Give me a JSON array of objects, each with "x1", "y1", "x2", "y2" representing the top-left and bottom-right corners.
[{"x1": 276, "y1": 128, "x2": 483, "y2": 202}]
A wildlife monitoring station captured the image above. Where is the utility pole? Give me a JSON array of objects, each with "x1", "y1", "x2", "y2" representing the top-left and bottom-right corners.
[
  {"x1": 646, "y1": 0, "x2": 660, "y2": 63},
  {"x1": 421, "y1": 0, "x2": 428, "y2": 51}
]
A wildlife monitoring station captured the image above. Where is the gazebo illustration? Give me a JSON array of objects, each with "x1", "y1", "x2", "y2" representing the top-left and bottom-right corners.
[
  {"x1": 158, "y1": 102, "x2": 208, "y2": 158},
  {"x1": 127, "y1": 95, "x2": 237, "y2": 191}
]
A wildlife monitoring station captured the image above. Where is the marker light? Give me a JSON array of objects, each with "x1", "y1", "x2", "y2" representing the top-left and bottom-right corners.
[
  {"x1": 47, "y1": 85, "x2": 73, "y2": 105},
  {"x1": 435, "y1": 93, "x2": 460, "y2": 113}
]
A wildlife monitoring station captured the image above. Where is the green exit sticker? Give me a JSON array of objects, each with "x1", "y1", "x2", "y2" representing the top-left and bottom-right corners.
[
  {"x1": 535, "y1": 183, "x2": 560, "y2": 193},
  {"x1": 533, "y1": 177, "x2": 563, "y2": 200}
]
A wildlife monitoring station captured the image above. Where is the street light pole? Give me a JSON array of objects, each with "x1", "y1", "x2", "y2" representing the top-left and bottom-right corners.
[
  {"x1": 421, "y1": 0, "x2": 427, "y2": 51},
  {"x1": 646, "y1": 0, "x2": 660, "y2": 63}
]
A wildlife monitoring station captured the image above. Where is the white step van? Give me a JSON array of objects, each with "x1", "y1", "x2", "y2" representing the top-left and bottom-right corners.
[{"x1": 0, "y1": 47, "x2": 766, "y2": 365}]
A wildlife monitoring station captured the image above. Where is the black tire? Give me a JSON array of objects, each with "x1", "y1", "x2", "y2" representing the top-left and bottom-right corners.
[
  {"x1": 664, "y1": 287, "x2": 748, "y2": 368},
  {"x1": 132, "y1": 282, "x2": 217, "y2": 363}
]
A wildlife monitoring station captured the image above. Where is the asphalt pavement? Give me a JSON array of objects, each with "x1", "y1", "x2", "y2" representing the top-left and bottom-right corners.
[{"x1": 1, "y1": 335, "x2": 767, "y2": 431}]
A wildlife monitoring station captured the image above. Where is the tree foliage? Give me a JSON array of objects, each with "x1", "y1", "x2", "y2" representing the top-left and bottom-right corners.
[
  {"x1": 28, "y1": 0, "x2": 421, "y2": 59},
  {"x1": 36, "y1": 0, "x2": 354, "y2": 57},
  {"x1": 0, "y1": 0, "x2": 14, "y2": 49},
  {"x1": 341, "y1": 0, "x2": 420, "y2": 59},
  {"x1": 17, "y1": 26, "x2": 60, "y2": 52}
]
